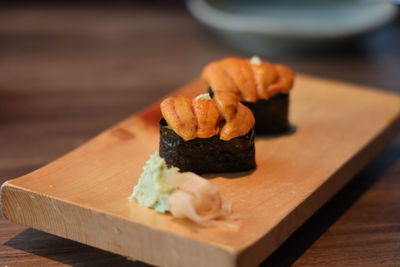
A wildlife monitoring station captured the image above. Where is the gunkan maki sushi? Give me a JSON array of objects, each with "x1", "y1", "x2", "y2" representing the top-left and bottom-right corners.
[
  {"x1": 202, "y1": 56, "x2": 295, "y2": 135},
  {"x1": 159, "y1": 94, "x2": 256, "y2": 174}
]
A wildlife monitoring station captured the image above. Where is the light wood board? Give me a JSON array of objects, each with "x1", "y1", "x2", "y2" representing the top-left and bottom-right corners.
[{"x1": 1, "y1": 75, "x2": 399, "y2": 267}]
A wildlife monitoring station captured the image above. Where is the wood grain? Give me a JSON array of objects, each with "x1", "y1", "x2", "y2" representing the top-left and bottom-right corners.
[
  {"x1": 1, "y1": 75, "x2": 399, "y2": 267},
  {"x1": 0, "y1": 3, "x2": 400, "y2": 267}
]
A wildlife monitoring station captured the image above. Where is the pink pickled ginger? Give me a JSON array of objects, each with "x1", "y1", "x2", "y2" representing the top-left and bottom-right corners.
[{"x1": 168, "y1": 172, "x2": 240, "y2": 230}]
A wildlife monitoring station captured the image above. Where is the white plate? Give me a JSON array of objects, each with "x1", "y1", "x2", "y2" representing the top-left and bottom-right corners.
[{"x1": 186, "y1": 0, "x2": 397, "y2": 54}]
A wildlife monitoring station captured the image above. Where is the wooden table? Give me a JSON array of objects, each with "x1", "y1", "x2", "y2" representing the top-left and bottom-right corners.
[{"x1": 0, "y1": 3, "x2": 399, "y2": 266}]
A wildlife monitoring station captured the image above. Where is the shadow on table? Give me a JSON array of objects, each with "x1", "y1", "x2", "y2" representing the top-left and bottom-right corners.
[
  {"x1": 4, "y1": 229, "x2": 151, "y2": 267},
  {"x1": 4, "y1": 143, "x2": 399, "y2": 267}
]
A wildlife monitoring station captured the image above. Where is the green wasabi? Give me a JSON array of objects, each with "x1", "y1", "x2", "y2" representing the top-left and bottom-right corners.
[
  {"x1": 195, "y1": 93, "x2": 211, "y2": 100},
  {"x1": 129, "y1": 153, "x2": 180, "y2": 213}
]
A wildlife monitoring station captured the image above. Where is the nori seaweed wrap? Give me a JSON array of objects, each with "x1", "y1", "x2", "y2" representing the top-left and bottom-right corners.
[
  {"x1": 209, "y1": 89, "x2": 289, "y2": 135},
  {"x1": 242, "y1": 93, "x2": 289, "y2": 134},
  {"x1": 159, "y1": 119, "x2": 256, "y2": 174}
]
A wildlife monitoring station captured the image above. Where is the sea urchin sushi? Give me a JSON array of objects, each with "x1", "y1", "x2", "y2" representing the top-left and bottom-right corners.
[
  {"x1": 202, "y1": 56, "x2": 295, "y2": 135},
  {"x1": 159, "y1": 94, "x2": 256, "y2": 174}
]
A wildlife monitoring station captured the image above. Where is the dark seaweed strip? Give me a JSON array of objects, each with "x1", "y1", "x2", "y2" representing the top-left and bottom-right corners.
[
  {"x1": 242, "y1": 93, "x2": 290, "y2": 134},
  {"x1": 208, "y1": 88, "x2": 290, "y2": 135},
  {"x1": 159, "y1": 119, "x2": 256, "y2": 174}
]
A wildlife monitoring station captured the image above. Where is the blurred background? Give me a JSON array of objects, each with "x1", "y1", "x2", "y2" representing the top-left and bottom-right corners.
[{"x1": 0, "y1": 0, "x2": 399, "y2": 266}]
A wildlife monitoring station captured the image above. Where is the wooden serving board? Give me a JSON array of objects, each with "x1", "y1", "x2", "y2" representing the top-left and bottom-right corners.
[{"x1": 1, "y1": 75, "x2": 399, "y2": 267}]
